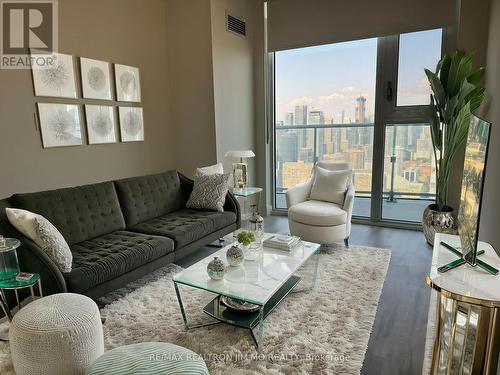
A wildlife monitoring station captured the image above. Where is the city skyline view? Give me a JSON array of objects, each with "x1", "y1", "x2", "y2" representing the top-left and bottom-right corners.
[
  {"x1": 274, "y1": 29, "x2": 443, "y2": 221},
  {"x1": 275, "y1": 29, "x2": 442, "y2": 125}
]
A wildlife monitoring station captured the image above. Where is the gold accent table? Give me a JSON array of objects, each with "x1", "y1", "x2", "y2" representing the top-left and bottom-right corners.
[{"x1": 426, "y1": 233, "x2": 500, "y2": 374}]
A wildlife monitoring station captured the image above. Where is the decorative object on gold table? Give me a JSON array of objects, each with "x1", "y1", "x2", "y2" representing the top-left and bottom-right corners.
[
  {"x1": 224, "y1": 150, "x2": 255, "y2": 189},
  {"x1": 426, "y1": 233, "x2": 500, "y2": 374}
]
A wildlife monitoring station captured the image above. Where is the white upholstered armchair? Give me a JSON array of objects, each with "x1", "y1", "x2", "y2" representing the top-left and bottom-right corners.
[{"x1": 285, "y1": 161, "x2": 355, "y2": 246}]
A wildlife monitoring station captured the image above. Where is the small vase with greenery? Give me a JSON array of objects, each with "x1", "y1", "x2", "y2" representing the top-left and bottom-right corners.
[
  {"x1": 422, "y1": 50, "x2": 486, "y2": 244},
  {"x1": 237, "y1": 230, "x2": 259, "y2": 260}
]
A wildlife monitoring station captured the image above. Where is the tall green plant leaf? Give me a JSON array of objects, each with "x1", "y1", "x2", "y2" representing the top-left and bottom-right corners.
[
  {"x1": 444, "y1": 95, "x2": 458, "y2": 125},
  {"x1": 425, "y1": 69, "x2": 446, "y2": 111},
  {"x1": 467, "y1": 67, "x2": 486, "y2": 85},
  {"x1": 437, "y1": 54, "x2": 451, "y2": 90},
  {"x1": 429, "y1": 95, "x2": 442, "y2": 151},
  {"x1": 446, "y1": 51, "x2": 474, "y2": 97},
  {"x1": 465, "y1": 87, "x2": 486, "y2": 112}
]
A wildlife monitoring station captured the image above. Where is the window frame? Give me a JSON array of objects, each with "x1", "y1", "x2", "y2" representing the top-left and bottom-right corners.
[{"x1": 269, "y1": 28, "x2": 449, "y2": 227}]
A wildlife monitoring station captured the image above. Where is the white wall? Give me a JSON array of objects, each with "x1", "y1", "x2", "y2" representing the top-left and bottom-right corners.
[
  {"x1": 210, "y1": 0, "x2": 260, "y2": 184},
  {"x1": 166, "y1": 0, "x2": 218, "y2": 178},
  {"x1": 479, "y1": 0, "x2": 500, "y2": 254}
]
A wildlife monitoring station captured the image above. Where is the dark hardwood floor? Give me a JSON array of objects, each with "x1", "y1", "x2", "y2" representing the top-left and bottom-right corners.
[{"x1": 176, "y1": 215, "x2": 433, "y2": 375}]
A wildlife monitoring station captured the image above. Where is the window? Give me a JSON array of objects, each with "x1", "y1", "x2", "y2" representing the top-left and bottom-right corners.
[
  {"x1": 382, "y1": 124, "x2": 435, "y2": 222},
  {"x1": 396, "y1": 29, "x2": 443, "y2": 106},
  {"x1": 274, "y1": 38, "x2": 378, "y2": 217},
  {"x1": 272, "y1": 29, "x2": 443, "y2": 224}
]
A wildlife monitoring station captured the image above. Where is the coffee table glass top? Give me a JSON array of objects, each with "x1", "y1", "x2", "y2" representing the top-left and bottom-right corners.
[{"x1": 172, "y1": 233, "x2": 320, "y2": 306}]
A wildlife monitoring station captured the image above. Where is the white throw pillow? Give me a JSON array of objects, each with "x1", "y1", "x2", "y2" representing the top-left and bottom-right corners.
[
  {"x1": 6, "y1": 208, "x2": 73, "y2": 273},
  {"x1": 309, "y1": 166, "x2": 352, "y2": 205},
  {"x1": 195, "y1": 163, "x2": 224, "y2": 177}
]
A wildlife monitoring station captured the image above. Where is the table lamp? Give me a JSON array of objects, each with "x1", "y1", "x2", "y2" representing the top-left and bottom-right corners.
[{"x1": 225, "y1": 150, "x2": 255, "y2": 189}]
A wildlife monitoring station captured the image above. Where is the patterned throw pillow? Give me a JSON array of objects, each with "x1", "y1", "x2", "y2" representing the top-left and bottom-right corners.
[
  {"x1": 186, "y1": 173, "x2": 231, "y2": 212},
  {"x1": 6, "y1": 208, "x2": 73, "y2": 273}
]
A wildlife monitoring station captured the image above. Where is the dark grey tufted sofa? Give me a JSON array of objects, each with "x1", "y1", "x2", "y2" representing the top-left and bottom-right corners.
[{"x1": 0, "y1": 171, "x2": 240, "y2": 299}]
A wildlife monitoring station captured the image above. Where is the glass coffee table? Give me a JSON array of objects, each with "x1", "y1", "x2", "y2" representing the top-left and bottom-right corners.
[{"x1": 172, "y1": 234, "x2": 320, "y2": 352}]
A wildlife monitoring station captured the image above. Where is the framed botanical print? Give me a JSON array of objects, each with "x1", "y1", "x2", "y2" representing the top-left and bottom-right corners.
[
  {"x1": 31, "y1": 52, "x2": 77, "y2": 98},
  {"x1": 80, "y1": 57, "x2": 113, "y2": 100},
  {"x1": 85, "y1": 105, "x2": 117, "y2": 144},
  {"x1": 37, "y1": 103, "x2": 82, "y2": 148},
  {"x1": 114, "y1": 64, "x2": 141, "y2": 102},
  {"x1": 118, "y1": 106, "x2": 144, "y2": 142}
]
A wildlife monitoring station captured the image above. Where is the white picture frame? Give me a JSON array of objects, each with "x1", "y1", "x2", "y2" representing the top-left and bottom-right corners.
[
  {"x1": 31, "y1": 52, "x2": 77, "y2": 98},
  {"x1": 119, "y1": 106, "x2": 144, "y2": 142},
  {"x1": 80, "y1": 57, "x2": 113, "y2": 100},
  {"x1": 37, "y1": 103, "x2": 82, "y2": 148},
  {"x1": 114, "y1": 64, "x2": 141, "y2": 102},
  {"x1": 84, "y1": 105, "x2": 117, "y2": 144}
]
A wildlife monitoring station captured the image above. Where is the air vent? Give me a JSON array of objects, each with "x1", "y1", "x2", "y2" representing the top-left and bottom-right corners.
[{"x1": 226, "y1": 13, "x2": 246, "y2": 37}]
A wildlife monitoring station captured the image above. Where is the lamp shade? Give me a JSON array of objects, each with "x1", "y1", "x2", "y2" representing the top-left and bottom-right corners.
[{"x1": 224, "y1": 150, "x2": 255, "y2": 159}]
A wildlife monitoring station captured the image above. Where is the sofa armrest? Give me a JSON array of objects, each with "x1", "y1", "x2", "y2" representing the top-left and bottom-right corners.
[
  {"x1": 343, "y1": 183, "x2": 355, "y2": 237},
  {"x1": 285, "y1": 178, "x2": 313, "y2": 208},
  {"x1": 178, "y1": 171, "x2": 241, "y2": 228},
  {"x1": 17, "y1": 236, "x2": 67, "y2": 296},
  {"x1": 178, "y1": 172, "x2": 194, "y2": 204},
  {"x1": 224, "y1": 191, "x2": 241, "y2": 228}
]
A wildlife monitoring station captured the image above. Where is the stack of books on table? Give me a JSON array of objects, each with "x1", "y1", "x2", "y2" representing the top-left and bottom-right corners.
[{"x1": 263, "y1": 235, "x2": 301, "y2": 251}]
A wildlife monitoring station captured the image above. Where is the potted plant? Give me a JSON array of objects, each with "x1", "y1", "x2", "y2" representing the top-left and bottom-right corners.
[
  {"x1": 422, "y1": 50, "x2": 486, "y2": 245},
  {"x1": 236, "y1": 230, "x2": 258, "y2": 260}
]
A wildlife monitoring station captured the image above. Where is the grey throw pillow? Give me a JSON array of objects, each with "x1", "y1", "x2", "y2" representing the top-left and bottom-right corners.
[{"x1": 186, "y1": 173, "x2": 231, "y2": 212}]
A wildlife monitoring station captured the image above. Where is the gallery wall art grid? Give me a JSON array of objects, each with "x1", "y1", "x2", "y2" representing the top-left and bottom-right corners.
[{"x1": 31, "y1": 51, "x2": 144, "y2": 147}]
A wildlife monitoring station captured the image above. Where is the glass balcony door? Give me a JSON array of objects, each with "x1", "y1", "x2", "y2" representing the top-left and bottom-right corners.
[
  {"x1": 273, "y1": 37, "x2": 378, "y2": 218},
  {"x1": 272, "y1": 28, "x2": 444, "y2": 225}
]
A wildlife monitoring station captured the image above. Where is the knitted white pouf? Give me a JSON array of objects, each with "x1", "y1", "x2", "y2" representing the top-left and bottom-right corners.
[{"x1": 9, "y1": 293, "x2": 104, "y2": 375}]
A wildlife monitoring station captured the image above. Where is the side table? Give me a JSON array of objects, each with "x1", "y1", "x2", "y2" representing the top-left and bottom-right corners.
[
  {"x1": 426, "y1": 233, "x2": 500, "y2": 374},
  {"x1": 0, "y1": 273, "x2": 42, "y2": 341},
  {"x1": 231, "y1": 187, "x2": 263, "y2": 228}
]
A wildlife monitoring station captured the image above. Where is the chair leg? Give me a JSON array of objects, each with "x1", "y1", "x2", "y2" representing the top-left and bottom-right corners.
[{"x1": 344, "y1": 237, "x2": 349, "y2": 247}]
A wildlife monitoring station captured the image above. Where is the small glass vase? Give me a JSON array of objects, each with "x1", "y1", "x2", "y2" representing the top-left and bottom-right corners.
[
  {"x1": 242, "y1": 242, "x2": 261, "y2": 261},
  {"x1": 0, "y1": 236, "x2": 20, "y2": 281}
]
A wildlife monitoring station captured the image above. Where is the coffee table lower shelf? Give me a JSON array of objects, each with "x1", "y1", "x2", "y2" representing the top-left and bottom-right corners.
[{"x1": 203, "y1": 275, "x2": 301, "y2": 346}]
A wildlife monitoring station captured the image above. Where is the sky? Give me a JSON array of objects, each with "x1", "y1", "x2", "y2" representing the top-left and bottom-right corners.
[{"x1": 275, "y1": 28, "x2": 442, "y2": 124}]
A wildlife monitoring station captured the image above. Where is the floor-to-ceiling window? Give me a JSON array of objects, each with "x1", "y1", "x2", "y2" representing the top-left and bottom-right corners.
[{"x1": 272, "y1": 28, "x2": 443, "y2": 224}]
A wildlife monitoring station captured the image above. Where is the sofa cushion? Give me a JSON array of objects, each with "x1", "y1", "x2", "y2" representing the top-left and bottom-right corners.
[
  {"x1": 114, "y1": 171, "x2": 184, "y2": 227},
  {"x1": 11, "y1": 182, "x2": 125, "y2": 246},
  {"x1": 129, "y1": 208, "x2": 237, "y2": 248},
  {"x1": 65, "y1": 231, "x2": 174, "y2": 293},
  {"x1": 289, "y1": 200, "x2": 347, "y2": 227}
]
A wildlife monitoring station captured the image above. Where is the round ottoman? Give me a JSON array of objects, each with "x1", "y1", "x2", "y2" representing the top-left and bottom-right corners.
[
  {"x1": 87, "y1": 342, "x2": 209, "y2": 375},
  {"x1": 9, "y1": 293, "x2": 104, "y2": 375}
]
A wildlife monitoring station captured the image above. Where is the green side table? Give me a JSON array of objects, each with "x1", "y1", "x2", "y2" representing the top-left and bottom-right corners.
[{"x1": 0, "y1": 273, "x2": 42, "y2": 341}]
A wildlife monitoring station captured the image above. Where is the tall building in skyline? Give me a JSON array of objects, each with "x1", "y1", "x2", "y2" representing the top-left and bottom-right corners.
[
  {"x1": 309, "y1": 110, "x2": 325, "y2": 157},
  {"x1": 308, "y1": 110, "x2": 325, "y2": 125},
  {"x1": 294, "y1": 105, "x2": 308, "y2": 126},
  {"x1": 295, "y1": 105, "x2": 309, "y2": 149},
  {"x1": 355, "y1": 96, "x2": 367, "y2": 124},
  {"x1": 285, "y1": 112, "x2": 294, "y2": 125}
]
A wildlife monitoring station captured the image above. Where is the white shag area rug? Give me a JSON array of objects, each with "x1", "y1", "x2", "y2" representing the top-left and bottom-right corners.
[{"x1": 0, "y1": 244, "x2": 390, "y2": 374}]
